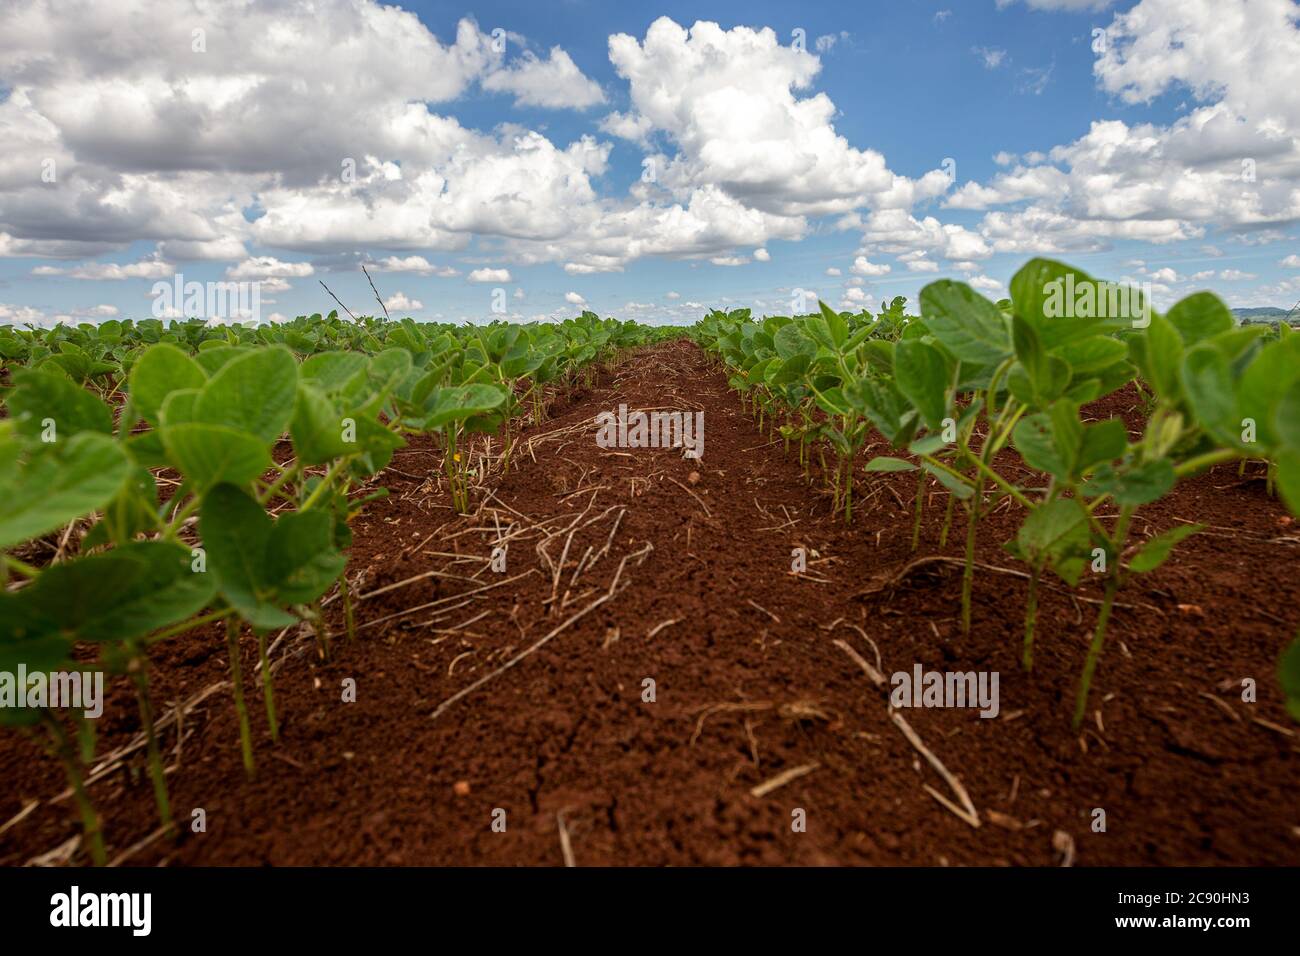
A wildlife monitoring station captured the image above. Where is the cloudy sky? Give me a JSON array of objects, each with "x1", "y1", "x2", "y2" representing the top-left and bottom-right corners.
[{"x1": 0, "y1": 0, "x2": 1297, "y2": 326}]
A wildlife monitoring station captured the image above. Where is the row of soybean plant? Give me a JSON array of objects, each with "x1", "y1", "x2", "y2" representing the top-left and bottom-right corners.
[
  {"x1": 0, "y1": 309, "x2": 667, "y2": 863},
  {"x1": 693, "y1": 259, "x2": 1300, "y2": 729}
]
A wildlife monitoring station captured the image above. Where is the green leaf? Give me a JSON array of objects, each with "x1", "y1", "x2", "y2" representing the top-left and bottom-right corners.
[
  {"x1": 813, "y1": 385, "x2": 850, "y2": 417},
  {"x1": 1274, "y1": 450, "x2": 1300, "y2": 516},
  {"x1": 200, "y1": 484, "x2": 292, "y2": 629},
  {"x1": 1182, "y1": 344, "x2": 1238, "y2": 446},
  {"x1": 1010, "y1": 259, "x2": 1138, "y2": 339},
  {"x1": 346, "y1": 417, "x2": 405, "y2": 477},
  {"x1": 1012, "y1": 314, "x2": 1046, "y2": 383},
  {"x1": 1167, "y1": 292, "x2": 1234, "y2": 346},
  {"x1": 1084, "y1": 458, "x2": 1176, "y2": 506},
  {"x1": 162, "y1": 422, "x2": 273, "y2": 489},
  {"x1": 919, "y1": 280, "x2": 1010, "y2": 365},
  {"x1": 908, "y1": 433, "x2": 949, "y2": 456},
  {"x1": 1128, "y1": 523, "x2": 1203, "y2": 574},
  {"x1": 300, "y1": 351, "x2": 369, "y2": 393},
  {"x1": 1016, "y1": 498, "x2": 1091, "y2": 586},
  {"x1": 893, "y1": 339, "x2": 949, "y2": 429},
  {"x1": 1077, "y1": 418, "x2": 1128, "y2": 474},
  {"x1": 290, "y1": 384, "x2": 354, "y2": 466},
  {"x1": 7, "y1": 541, "x2": 215, "y2": 644},
  {"x1": 1013, "y1": 413, "x2": 1069, "y2": 480},
  {"x1": 819, "y1": 301, "x2": 848, "y2": 350},
  {"x1": 366, "y1": 348, "x2": 414, "y2": 398},
  {"x1": 264, "y1": 510, "x2": 346, "y2": 606},
  {"x1": 769, "y1": 353, "x2": 812, "y2": 387},
  {"x1": 1049, "y1": 400, "x2": 1084, "y2": 473},
  {"x1": 193, "y1": 346, "x2": 244, "y2": 376},
  {"x1": 1058, "y1": 336, "x2": 1130, "y2": 375},
  {"x1": 773, "y1": 322, "x2": 816, "y2": 360},
  {"x1": 1131, "y1": 314, "x2": 1184, "y2": 402},
  {"x1": 194, "y1": 345, "x2": 298, "y2": 444},
  {"x1": 1239, "y1": 337, "x2": 1300, "y2": 448},
  {"x1": 128, "y1": 343, "x2": 206, "y2": 426},
  {"x1": 159, "y1": 388, "x2": 201, "y2": 427},
  {"x1": 200, "y1": 484, "x2": 346, "y2": 629},
  {"x1": 922, "y1": 460, "x2": 973, "y2": 499},
  {"x1": 0, "y1": 433, "x2": 132, "y2": 549},
  {"x1": 865, "y1": 456, "x2": 917, "y2": 473},
  {"x1": 425, "y1": 384, "x2": 507, "y2": 429},
  {"x1": 500, "y1": 343, "x2": 543, "y2": 379},
  {"x1": 8, "y1": 370, "x2": 113, "y2": 439}
]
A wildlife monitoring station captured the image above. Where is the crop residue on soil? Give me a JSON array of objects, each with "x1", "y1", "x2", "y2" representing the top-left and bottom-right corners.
[{"x1": 2, "y1": 340, "x2": 1298, "y2": 866}]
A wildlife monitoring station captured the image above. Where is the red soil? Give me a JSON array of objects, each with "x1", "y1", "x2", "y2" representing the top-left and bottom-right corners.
[{"x1": 2, "y1": 339, "x2": 1298, "y2": 866}]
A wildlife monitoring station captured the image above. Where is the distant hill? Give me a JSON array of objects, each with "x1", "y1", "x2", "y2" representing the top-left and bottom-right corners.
[{"x1": 1232, "y1": 307, "x2": 1293, "y2": 324}]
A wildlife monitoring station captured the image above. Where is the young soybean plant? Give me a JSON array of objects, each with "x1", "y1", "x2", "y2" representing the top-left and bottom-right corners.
[
  {"x1": 128, "y1": 343, "x2": 396, "y2": 775},
  {"x1": 0, "y1": 373, "x2": 218, "y2": 852},
  {"x1": 1004, "y1": 270, "x2": 1300, "y2": 726},
  {"x1": 872, "y1": 278, "x2": 1021, "y2": 633},
  {"x1": 391, "y1": 346, "x2": 508, "y2": 514}
]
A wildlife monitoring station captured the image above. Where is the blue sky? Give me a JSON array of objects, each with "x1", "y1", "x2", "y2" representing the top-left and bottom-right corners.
[{"x1": 1, "y1": 0, "x2": 1297, "y2": 326}]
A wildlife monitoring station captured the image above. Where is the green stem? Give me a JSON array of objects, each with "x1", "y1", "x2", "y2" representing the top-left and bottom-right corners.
[
  {"x1": 258, "y1": 463, "x2": 300, "y2": 505},
  {"x1": 843, "y1": 457, "x2": 854, "y2": 523},
  {"x1": 1073, "y1": 507, "x2": 1134, "y2": 728},
  {"x1": 128, "y1": 652, "x2": 175, "y2": 837},
  {"x1": 341, "y1": 569, "x2": 356, "y2": 643},
  {"x1": 300, "y1": 458, "x2": 349, "y2": 512},
  {"x1": 970, "y1": 452, "x2": 1033, "y2": 510},
  {"x1": 939, "y1": 492, "x2": 956, "y2": 549},
  {"x1": 306, "y1": 602, "x2": 332, "y2": 661},
  {"x1": 256, "y1": 630, "x2": 279, "y2": 743},
  {"x1": 225, "y1": 617, "x2": 256, "y2": 777},
  {"x1": 42, "y1": 712, "x2": 105, "y2": 866},
  {"x1": 1074, "y1": 574, "x2": 1120, "y2": 730},
  {"x1": 1174, "y1": 447, "x2": 1238, "y2": 477},
  {"x1": 1023, "y1": 561, "x2": 1042, "y2": 671},
  {"x1": 960, "y1": 471, "x2": 986, "y2": 635},
  {"x1": 162, "y1": 495, "x2": 201, "y2": 540},
  {"x1": 148, "y1": 608, "x2": 234, "y2": 644},
  {"x1": 911, "y1": 468, "x2": 925, "y2": 552}
]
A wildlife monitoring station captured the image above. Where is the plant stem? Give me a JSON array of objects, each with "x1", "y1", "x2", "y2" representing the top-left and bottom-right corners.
[
  {"x1": 162, "y1": 494, "x2": 201, "y2": 539},
  {"x1": 256, "y1": 630, "x2": 279, "y2": 743},
  {"x1": 1174, "y1": 447, "x2": 1238, "y2": 477},
  {"x1": 911, "y1": 468, "x2": 925, "y2": 551},
  {"x1": 960, "y1": 472, "x2": 986, "y2": 635},
  {"x1": 300, "y1": 458, "x2": 349, "y2": 512},
  {"x1": 1074, "y1": 574, "x2": 1120, "y2": 729},
  {"x1": 843, "y1": 458, "x2": 854, "y2": 523},
  {"x1": 42, "y1": 712, "x2": 105, "y2": 866},
  {"x1": 1073, "y1": 507, "x2": 1134, "y2": 728},
  {"x1": 225, "y1": 617, "x2": 255, "y2": 777},
  {"x1": 1023, "y1": 561, "x2": 1042, "y2": 671},
  {"x1": 340, "y1": 569, "x2": 356, "y2": 643},
  {"x1": 128, "y1": 652, "x2": 175, "y2": 837},
  {"x1": 939, "y1": 492, "x2": 956, "y2": 549},
  {"x1": 970, "y1": 454, "x2": 1032, "y2": 509},
  {"x1": 258, "y1": 463, "x2": 300, "y2": 505},
  {"x1": 148, "y1": 608, "x2": 234, "y2": 643}
]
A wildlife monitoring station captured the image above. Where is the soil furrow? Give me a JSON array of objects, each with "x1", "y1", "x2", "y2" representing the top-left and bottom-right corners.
[{"x1": 1, "y1": 339, "x2": 1297, "y2": 867}]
